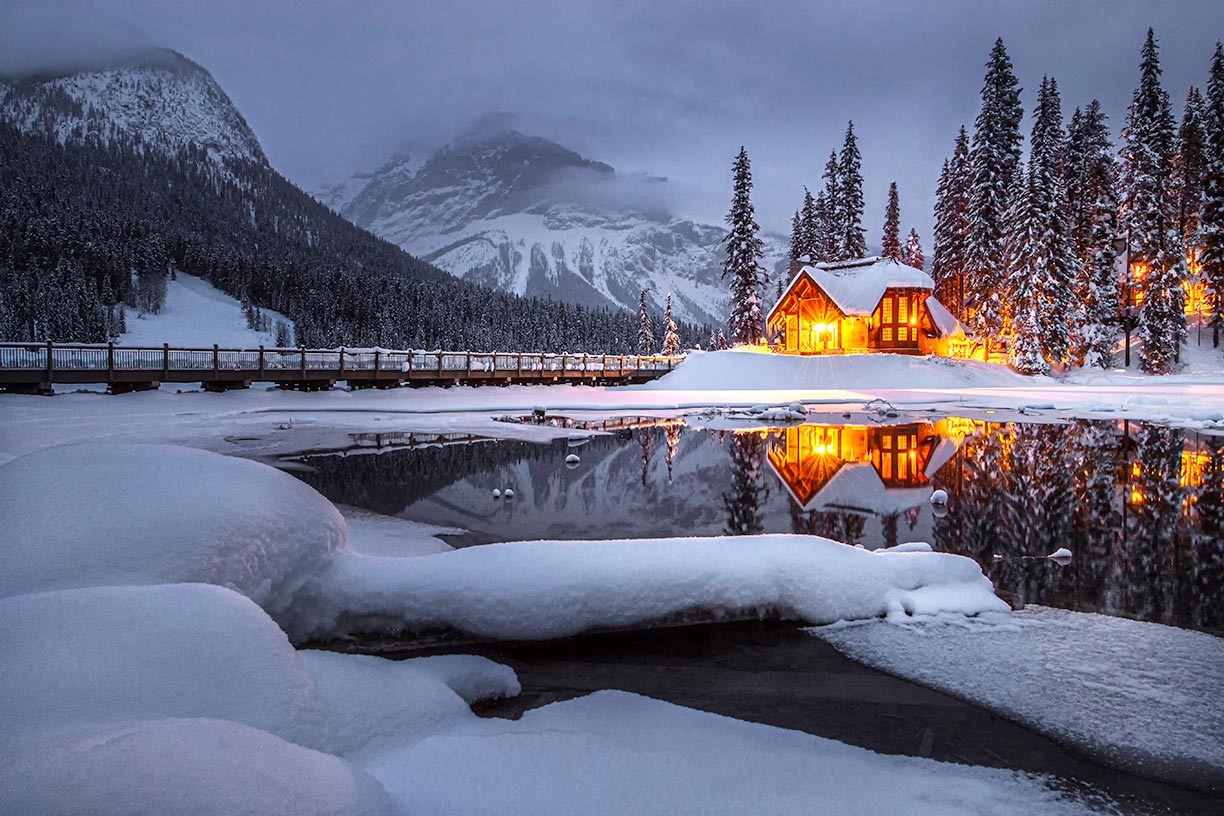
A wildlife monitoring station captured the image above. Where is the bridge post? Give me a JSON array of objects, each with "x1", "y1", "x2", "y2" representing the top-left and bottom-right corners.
[
  {"x1": 374, "y1": 349, "x2": 380, "y2": 376},
  {"x1": 46, "y1": 340, "x2": 53, "y2": 385},
  {"x1": 258, "y1": 346, "x2": 265, "y2": 380},
  {"x1": 338, "y1": 347, "x2": 345, "y2": 379},
  {"x1": 213, "y1": 344, "x2": 219, "y2": 374},
  {"x1": 163, "y1": 343, "x2": 169, "y2": 381},
  {"x1": 300, "y1": 347, "x2": 307, "y2": 379},
  {"x1": 107, "y1": 341, "x2": 114, "y2": 384}
]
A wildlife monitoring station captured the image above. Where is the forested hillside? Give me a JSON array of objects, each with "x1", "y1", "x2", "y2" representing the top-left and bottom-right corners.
[{"x1": 0, "y1": 111, "x2": 704, "y2": 351}]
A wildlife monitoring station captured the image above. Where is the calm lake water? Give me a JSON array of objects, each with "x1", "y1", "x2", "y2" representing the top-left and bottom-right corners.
[{"x1": 292, "y1": 414, "x2": 1224, "y2": 635}]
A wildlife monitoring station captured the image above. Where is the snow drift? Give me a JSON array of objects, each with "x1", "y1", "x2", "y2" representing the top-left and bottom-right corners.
[
  {"x1": 287, "y1": 534, "x2": 1009, "y2": 642},
  {"x1": 644, "y1": 349, "x2": 1031, "y2": 391},
  {"x1": 0, "y1": 443, "x2": 344, "y2": 615}
]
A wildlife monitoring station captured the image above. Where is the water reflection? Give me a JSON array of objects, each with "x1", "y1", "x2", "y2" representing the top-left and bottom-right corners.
[{"x1": 290, "y1": 416, "x2": 1223, "y2": 633}]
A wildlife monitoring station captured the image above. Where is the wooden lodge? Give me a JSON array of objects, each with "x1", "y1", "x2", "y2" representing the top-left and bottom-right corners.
[{"x1": 766, "y1": 256, "x2": 975, "y2": 357}]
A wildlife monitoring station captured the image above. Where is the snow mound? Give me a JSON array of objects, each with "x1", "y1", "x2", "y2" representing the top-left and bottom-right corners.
[
  {"x1": 0, "y1": 584, "x2": 312, "y2": 739},
  {"x1": 646, "y1": 349, "x2": 1030, "y2": 391},
  {"x1": 0, "y1": 718, "x2": 394, "y2": 816},
  {"x1": 285, "y1": 534, "x2": 1008, "y2": 642},
  {"x1": 0, "y1": 443, "x2": 344, "y2": 614},
  {"x1": 367, "y1": 690, "x2": 1113, "y2": 816},
  {"x1": 813, "y1": 607, "x2": 1224, "y2": 793}
]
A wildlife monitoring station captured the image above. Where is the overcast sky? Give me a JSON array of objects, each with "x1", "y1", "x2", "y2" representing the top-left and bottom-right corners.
[{"x1": 4, "y1": 0, "x2": 1224, "y2": 243}]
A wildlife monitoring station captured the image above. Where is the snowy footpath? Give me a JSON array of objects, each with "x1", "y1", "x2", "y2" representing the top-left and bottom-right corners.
[
  {"x1": 0, "y1": 442, "x2": 1134, "y2": 815},
  {"x1": 813, "y1": 609, "x2": 1224, "y2": 794}
]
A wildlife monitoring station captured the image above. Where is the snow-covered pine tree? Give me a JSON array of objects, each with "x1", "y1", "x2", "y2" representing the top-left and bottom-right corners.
[
  {"x1": 1082, "y1": 187, "x2": 1122, "y2": 368},
  {"x1": 1175, "y1": 87, "x2": 1208, "y2": 266},
  {"x1": 717, "y1": 329, "x2": 728, "y2": 350},
  {"x1": 882, "y1": 181, "x2": 902, "y2": 260},
  {"x1": 721, "y1": 147, "x2": 768, "y2": 345},
  {"x1": 814, "y1": 189, "x2": 836, "y2": 262},
  {"x1": 661, "y1": 293, "x2": 682, "y2": 355},
  {"x1": 800, "y1": 187, "x2": 819, "y2": 261},
  {"x1": 903, "y1": 228, "x2": 924, "y2": 270},
  {"x1": 1202, "y1": 42, "x2": 1224, "y2": 347},
  {"x1": 838, "y1": 122, "x2": 867, "y2": 259},
  {"x1": 1027, "y1": 76, "x2": 1078, "y2": 364},
  {"x1": 967, "y1": 38, "x2": 1025, "y2": 346},
  {"x1": 932, "y1": 157, "x2": 953, "y2": 288},
  {"x1": 820, "y1": 151, "x2": 842, "y2": 260},
  {"x1": 637, "y1": 288, "x2": 654, "y2": 353},
  {"x1": 942, "y1": 126, "x2": 974, "y2": 318},
  {"x1": 886, "y1": 181, "x2": 905, "y2": 258},
  {"x1": 1123, "y1": 29, "x2": 1187, "y2": 373},
  {"x1": 790, "y1": 210, "x2": 804, "y2": 264},
  {"x1": 1064, "y1": 100, "x2": 1122, "y2": 367},
  {"x1": 1003, "y1": 162, "x2": 1049, "y2": 374}
]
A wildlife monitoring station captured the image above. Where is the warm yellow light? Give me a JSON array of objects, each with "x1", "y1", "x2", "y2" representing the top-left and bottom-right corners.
[
  {"x1": 1131, "y1": 462, "x2": 1141, "y2": 477},
  {"x1": 1130, "y1": 486, "x2": 1143, "y2": 505}
]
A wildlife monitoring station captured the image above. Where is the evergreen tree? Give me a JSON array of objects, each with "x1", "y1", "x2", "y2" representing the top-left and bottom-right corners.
[
  {"x1": 637, "y1": 288, "x2": 654, "y2": 353},
  {"x1": 967, "y1": 38, "x2": 1025, "y2": 344},
  {"x1": 1065, "y1": 100, "x2": 1117, "y2": 263},
  {"x1": 1203, "y1": 42, "x2": 1224, "y2": 346},
  {"x1": 1123, "y1": 29, "x2": 1187, "y2": 372},
  {"x1": 813, "y1": 190, "x2": 835, "y2": 262},
  {"x1": 932, "y1": 125, "x2": 973, "y2": 318},
  {"x1": 716, "y1": 329, "x2": 728, "y2": 350},
  {"x1": 837, "y1": 122, "x2": 867, "y2": 259},
  {"x1": 1027, "y1": 76, "x2": 1078, "y2": 364},
  {"x1": 820, "y1": 151, "x2": 842, "y2": 261},
  {"x1": 800, "y1": 187, "x2": 819, "y2": 261},
  {"x1": 721, "y1": 147, "x2": 767, "y2": 345},
  {"x1": 661, "y1": 293, "x2": 682, "y2": 355},
  {"x1": 903, "y1": 227, "x2": 924, "y2": 270},
  {"x1": 1081, "y1": 187, "x2": 1122, "y2": 367},
  {"x1": 789, "y1": 210, "x2": 804, "y2": 264},
  {"x1": 1176, "y1": 87, "x2": 1209, "y2": 260},
  {"x1": 882, "y1": 181, "x2": 902, "y2": 260},
  {"x1": 1003, "y1": 162, "x2": 1049, "y2": 374}
]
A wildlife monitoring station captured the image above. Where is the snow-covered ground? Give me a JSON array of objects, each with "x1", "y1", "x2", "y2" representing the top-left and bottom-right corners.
[
  {"x1": 120, "y1": 272, "x2": 292, "y2": 348},
  {"x1": 0, "y1": 443, "x2": 1129, "y2": 815},
  {"x1": 813, "y1": 608, "x2": 1224, "y2": 793}
]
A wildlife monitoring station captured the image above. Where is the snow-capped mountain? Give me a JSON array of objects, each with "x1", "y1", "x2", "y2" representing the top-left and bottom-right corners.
[
  {"x1": 317, "y1": 123, "x2": 788, "y2": 325},
  {"x1": 0, "y1": 49, "x2": 265, "y2": 166}
]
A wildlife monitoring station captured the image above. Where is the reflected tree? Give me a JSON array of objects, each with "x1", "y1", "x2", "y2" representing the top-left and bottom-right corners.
[{"x1": 722, "y1": 433, "x2": 769, "y2": 535}]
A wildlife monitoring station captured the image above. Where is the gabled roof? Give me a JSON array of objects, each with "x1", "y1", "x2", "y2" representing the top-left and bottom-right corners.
[{"x1": 767, "y1": 256, "x2": 935, "y2": 322}]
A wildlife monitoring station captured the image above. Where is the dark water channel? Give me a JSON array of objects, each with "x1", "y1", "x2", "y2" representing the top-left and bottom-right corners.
[{"x1": 293, "y1": 415, "x2": 1224, "y2": 813}]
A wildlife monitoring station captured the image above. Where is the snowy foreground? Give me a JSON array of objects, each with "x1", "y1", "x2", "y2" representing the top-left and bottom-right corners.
[
  {"x1": 814, "y1": 609, "x2": 1224, "y2": 794},
  {"x1": 0, "y1": 442, "x2": 1129, "y2": 815}
]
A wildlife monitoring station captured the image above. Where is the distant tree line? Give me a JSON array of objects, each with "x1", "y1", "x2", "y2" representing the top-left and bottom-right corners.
[{"x1": 0, "y1": 108, "x2": 706, "y2": 352}]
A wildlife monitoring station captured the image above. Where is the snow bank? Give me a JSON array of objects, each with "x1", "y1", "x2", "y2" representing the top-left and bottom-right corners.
[
  {"x1": 0, "y1": 443, "x2": 344, "y2": 615},
  {"x1": 285, "y1": 534, "x2": 1008, "y2": 642},
  {"x1": 365, "y1": 690, "x2": 1112, "y2": 816},
  {"x1": 0, "y1": 583, "x2": 312, "y2": 738},
  {"x1": 645, "y1": 349, "x2": 1030, "y2": 391},
  {"x1": 0, "y1": 718, "x2": 394, "y2": 816},
  {"x1": 0, "y1": 583, "x2": 518, "y2": 754},
  {"x1": 813, "y1": 607, "x2": 1224, "y2": 793}
]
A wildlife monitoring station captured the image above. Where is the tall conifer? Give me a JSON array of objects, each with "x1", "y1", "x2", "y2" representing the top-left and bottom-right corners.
[
  {"x1": 722, "y1": 147, "x2": 767, "y2": 345},
  {"x1": 838, "y1": 122, "x2": 867, "y2": 259},
  {"x1": 882, "y1": 181, "x2": 902, "y2": 260},
  {"x1": 1202, "y1": 42, "x2": 1224, "y2": 346}
]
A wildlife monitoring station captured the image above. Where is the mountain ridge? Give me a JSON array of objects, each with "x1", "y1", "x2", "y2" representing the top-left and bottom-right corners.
[{"x1": 317, "y1": 125, "x2": 789, "y2": 325}]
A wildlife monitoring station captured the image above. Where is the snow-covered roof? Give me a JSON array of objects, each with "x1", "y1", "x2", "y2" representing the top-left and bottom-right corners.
[
  {"x1": 768, "y1": 256, "x2": 935, "y2": 321},
  {"x1": 778, "y1": 460, "x2": 933, "y2": 516},
  {"x1": 923, "y1": 296, "x2": 969, "y2": 339}
]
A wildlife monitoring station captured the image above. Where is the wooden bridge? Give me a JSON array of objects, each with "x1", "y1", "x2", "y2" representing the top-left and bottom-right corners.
[{"x1": 0, "y1": 342, "x2": 684, "y2": 395}]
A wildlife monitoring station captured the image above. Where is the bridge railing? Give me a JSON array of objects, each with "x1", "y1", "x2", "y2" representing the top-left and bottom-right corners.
[{"x1": 0, "y1": 342, "x2": 685, "y2": 379}]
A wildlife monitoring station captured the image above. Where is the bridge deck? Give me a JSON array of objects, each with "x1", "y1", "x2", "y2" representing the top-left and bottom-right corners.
[{"x1": 0, "y1": 343, "x2": 683, "y2": 394}]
